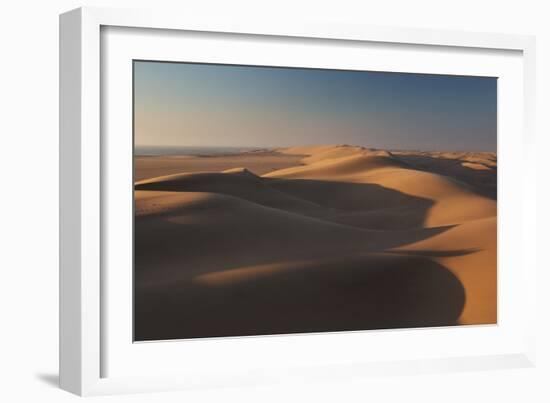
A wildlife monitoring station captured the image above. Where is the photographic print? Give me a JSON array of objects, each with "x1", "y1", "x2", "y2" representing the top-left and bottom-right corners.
[{"x1": 133, "y1": 61, "x2": 497, "y2": 341}]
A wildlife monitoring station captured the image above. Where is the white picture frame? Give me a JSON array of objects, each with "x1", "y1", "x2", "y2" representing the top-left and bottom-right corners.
[{"x1": 59, "y1": 6, "x2": 537, "y2": 396}]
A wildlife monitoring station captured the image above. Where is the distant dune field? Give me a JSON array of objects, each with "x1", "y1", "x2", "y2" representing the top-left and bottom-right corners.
[{"x1": 134, "y1": 145, "x2": 497, "y2": 341}]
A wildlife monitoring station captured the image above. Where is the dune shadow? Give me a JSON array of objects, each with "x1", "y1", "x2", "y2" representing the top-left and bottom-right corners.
[
  {"x1": 135, "y1": 254, "x2": 465, "y2": 341},
  {"x1": 262, "y1": 177, "x2": 434, "y2": 229},
  {"x1": 262, "y1": 177, "x2": 430, "y2": 210}
]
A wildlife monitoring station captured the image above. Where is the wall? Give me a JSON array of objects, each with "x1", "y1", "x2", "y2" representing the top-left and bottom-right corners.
[{"x1": 0, "y1": 1, "x2": 548, "y2": 402}]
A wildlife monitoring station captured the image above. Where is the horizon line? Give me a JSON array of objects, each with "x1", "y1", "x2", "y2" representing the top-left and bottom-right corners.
[{"x1": 134, "y1": 143, "x2": 497, "y2": 153}]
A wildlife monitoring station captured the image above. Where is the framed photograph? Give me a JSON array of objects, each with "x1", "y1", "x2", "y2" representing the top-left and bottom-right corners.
[{"x1": 59, "y1": 7, "x2": 537, "y2": 396}]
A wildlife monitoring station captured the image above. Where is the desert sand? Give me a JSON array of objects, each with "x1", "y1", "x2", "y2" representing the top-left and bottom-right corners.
[{"x1": 134, "y1": 145, "x2": 497, "y2": 341}]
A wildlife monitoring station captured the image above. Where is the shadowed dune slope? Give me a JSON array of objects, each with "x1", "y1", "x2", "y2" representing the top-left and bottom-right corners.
[{"x1": 136, "y1": 254, "x2": 464, "y2": 340}]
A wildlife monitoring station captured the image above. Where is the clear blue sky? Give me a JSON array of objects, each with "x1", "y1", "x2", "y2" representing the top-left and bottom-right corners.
[{"x1": 134, "y1": 61, "x2": 497, "y2": 151}]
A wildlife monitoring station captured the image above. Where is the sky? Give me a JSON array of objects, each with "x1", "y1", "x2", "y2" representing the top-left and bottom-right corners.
[{"x1": 134, "y1": 61, "x2": 497, "y2": 152}]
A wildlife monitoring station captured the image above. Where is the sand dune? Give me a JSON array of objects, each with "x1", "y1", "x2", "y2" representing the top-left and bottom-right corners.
[
  {"x1": 134, "y1": 144, "x2": 497, "y2": 340},
  {"x1": 272, "y1": 146, "x2": 495, "y2": 238},
  {"x1": 265, "y1": 150, "x2": 496, "y2": 226},
  {"x1": 135, "y1": 169, "x2": 327, "y2": 217}
]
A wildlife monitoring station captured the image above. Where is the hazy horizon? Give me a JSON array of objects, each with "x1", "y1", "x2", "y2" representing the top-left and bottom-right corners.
[
  {"x1": 134, "y1": 61, "x2": 497, "y2": 152},
  {"x1": 134, "y1": 144, "x2": 497, "y2": 155}
]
